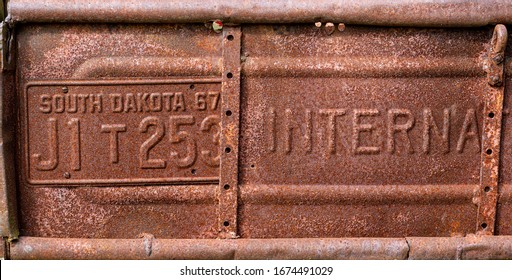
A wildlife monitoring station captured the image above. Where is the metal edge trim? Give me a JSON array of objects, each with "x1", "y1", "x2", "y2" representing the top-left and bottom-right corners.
[
  {"x1": 0, "y1": 21, "x2": 18, "y2": 240},
  {"x1": 8, "y1": 236, "x2": 512, "y2": 260}
]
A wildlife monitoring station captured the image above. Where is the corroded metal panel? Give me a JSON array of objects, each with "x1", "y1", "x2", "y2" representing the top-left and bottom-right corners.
[
  {"x1": 16, "y1": 24, "x2": 222, "y2": 238},
  {"x1": 238, "y1": 25, "x2": 504, "y2": 238},
  {"x1": 7, "y1": 16, "x2": 512, "y2": 262}
]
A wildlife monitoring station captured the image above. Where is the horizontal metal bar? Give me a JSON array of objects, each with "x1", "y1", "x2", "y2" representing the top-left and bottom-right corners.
[
  {"x1": 7, "y1": 0, "x2": 512, "y2": 27},
  {"x1": 407, "y1": 236, "x2": 512, "y2": 259},
  {"x1": 8, "y1": 236, "x2": 512, "y2": 259}
]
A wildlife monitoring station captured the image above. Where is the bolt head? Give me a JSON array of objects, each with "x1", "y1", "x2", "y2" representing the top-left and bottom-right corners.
[{"x1": 489, "y1": 75, "x2": 502, "y2": 86}]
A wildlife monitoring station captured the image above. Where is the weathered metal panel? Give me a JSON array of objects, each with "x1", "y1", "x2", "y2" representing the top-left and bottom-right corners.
[
  {"x1": 3, "y1": 0, "x2": 512, "y2": 260},
  {"x1": 7, "y1": 0, "x2": 512, "y2": 27},
  {"x1": 16, "y1": 24, "x2": 222, "y2": 238},
  {"x1": 238, "y1": 25, "x2": 497, "y2": 238},
  {"x1": 14, "y1": 23, "x2": 512, "y2": 240}
]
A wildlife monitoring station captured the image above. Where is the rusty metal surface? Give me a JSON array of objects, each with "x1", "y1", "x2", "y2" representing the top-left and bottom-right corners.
[
  {"x1": 7, "y1": 0, "x2": 512, "y2": 27},
  {"x1": 476, "y1": 24, "x2": 508, "y2": 235},
  {"x1": 237, "y1": 25, "x2": 506, "y2": 238},
  {"x1": 16, "y1": 24, "x2": 222, "y2": 238},
  {"x1": 0, "y1": 21, "x2": 18, "y2": 239},
  {"x1": 0, "y1": 238, "x2": 5, "y2": 259},
  {"x1": 496, "y1": 31, "x2": 512, "y2": 236},
  {"x1": 22, "y1": 79, "x2": 221, "y2": 186},
  {"x1": 3, "y1": 0, "x2": 511, "y2": 261},
  {"x1": 7, "y1": 237, "x2": 409, "y2": 260},
  {"x1": 8, "y1": 236, "x2": 512, "y2": 260},
  {"x1": 218, "y1": 26, "x2": 241, "y2": 238},
  {"x1": 407, "y1": 235, "x2": 512, "y2": 259},
  {"x1": 497, "y1": 60, "x2": 512, "y2": 235},
  {"x1": 14, "y1": 23, "x2": 512, "y2": 240},
  {"x1": 496, "y1": 185, "x2": 512, "y2": 235}
]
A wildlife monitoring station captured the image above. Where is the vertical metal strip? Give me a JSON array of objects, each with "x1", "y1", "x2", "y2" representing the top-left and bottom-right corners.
[
  {"x1": 477, "y1": 24, "x2": 507, "y2": 235},
  {"x1": 0, "y1": 21, "x2": 19, "y2": 240},
  {"x1": 218, "y1": 26, "x2": 241, "y2": 239}
]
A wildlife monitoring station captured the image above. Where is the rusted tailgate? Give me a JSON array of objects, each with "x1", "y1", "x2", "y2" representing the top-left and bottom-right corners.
[{"x1": 1, "y1": 0, "x2": 512, "y2": 259}]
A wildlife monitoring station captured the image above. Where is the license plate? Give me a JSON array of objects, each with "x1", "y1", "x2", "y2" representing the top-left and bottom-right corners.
[{"x1": 23, "y1": 79, "x2": 221, "y2": 185}]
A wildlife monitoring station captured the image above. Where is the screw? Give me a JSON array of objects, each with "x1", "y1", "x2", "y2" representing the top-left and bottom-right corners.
[
  {"x1": 212, "y1": 20, "x2": 223, "y2": 33},
  {"x1": 338, "y1": 23, "x2": 346, "y2": 32},
  {"x1": 63, "y1": 172, "x2": 71, "y2": 179},
  {"x1": 325, "y1": 22, "x2": 335, "y2": 35},
  {"x1": 62, "y1": 87, "x2": 68, "y2": 93},
  {"x1": 493, "y1": 53, "x2": 504, "y2": 64}
]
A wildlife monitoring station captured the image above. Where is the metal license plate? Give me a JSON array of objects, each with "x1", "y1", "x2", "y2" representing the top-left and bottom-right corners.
[{"x1": 23, "y1": 79, "x2": 221, "y2": 185}]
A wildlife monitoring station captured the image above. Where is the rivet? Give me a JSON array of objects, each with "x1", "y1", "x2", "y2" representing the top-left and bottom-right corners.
[
  {"x1": 338, "y1": 23, "x2": 346, "y2": 32},
  {"x1": 315, "y1": 22, "x2": 322, "y2": 28},
  {"x1": 62, "y1": 87, "x2": 68, "y2": 93},
  {"x1": 63, "y1": 172, "x2": 71, "y2": 179},
  {"x1": 325, "y1": 22, "x2": 335, "y2": 35}
]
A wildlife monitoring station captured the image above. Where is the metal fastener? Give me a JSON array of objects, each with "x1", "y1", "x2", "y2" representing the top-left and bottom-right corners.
[
  {"x1": 489, "y1": 75, "x2": 501, "y2": 86},
  {"x1": 325, "y1": 22, "x2": 335, "y2": 35},
  {"x1": 492, "y1": 53, "x2": 504, "y2": 64}
]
